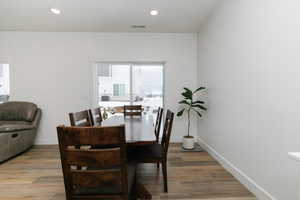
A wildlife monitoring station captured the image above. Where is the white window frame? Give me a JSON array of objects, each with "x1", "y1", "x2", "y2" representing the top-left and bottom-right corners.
[
  {"x1": 91, "y1": 61, "x2": 165, "y2": 109},
  {"x1": 0, "y1": 63, "x2": 10, "y2": 103},
  {"x1": 98, "y1": 63, "x2": 112, "y2": 77}
]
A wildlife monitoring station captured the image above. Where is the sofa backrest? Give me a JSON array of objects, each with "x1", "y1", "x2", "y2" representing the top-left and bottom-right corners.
[{"x1": 0, "y1": 101, "x2": 38, "y2": 122}]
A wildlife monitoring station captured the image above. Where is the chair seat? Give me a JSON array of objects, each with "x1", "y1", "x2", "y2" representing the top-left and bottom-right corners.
[
  {"x1": 74, "y1": 163, "x2": 136, "y2": 196},
  {"x1": 128, "y1": 143, "x2": 164, "y2": 161}
]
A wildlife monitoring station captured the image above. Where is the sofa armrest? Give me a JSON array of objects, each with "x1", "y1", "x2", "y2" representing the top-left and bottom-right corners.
[
  {"x1": 0, "y1": 124, "x2": 35, "y2": 132},
  {"x1": 32, "y1": 109, "x2": 42, "y2": 129}
]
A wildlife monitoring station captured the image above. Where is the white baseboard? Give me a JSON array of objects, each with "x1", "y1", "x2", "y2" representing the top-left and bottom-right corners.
[
  {"x1": 35, "y1": 139, "x2": 57, "y2": 145},
  {"x1": 171, "y1": 136, "x2": 183, "y2": 143},
  {"x1": 198, "y1": 138, "x2": 278, "y2": 200}
]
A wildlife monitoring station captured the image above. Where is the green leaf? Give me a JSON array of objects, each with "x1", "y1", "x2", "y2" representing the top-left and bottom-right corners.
[
  {"x1": 179, "y1": 100, "x2": 191, "y2": 106},
  {"x1": 181, "y1": 91, "x2": 192, "y2": 100},
  {"x1": 192, "y1": 109, "x2": 202, "y2": 118},
  {"x1": 192, "y1": 100, "x2": 205, "y2": 105},
  {"x1": 183, "y1": 87, "x2": 193, "y2": 99},
  {"x1": 177, "y1": 109, "x2": 185, "y2": 117},
  {"x1": 192, "y1": 104, "x2": 207, "y2": 111},
  {"x1": 193, "y1": 87, "x2": 206, "y2": 94},
  {"x1": 183, "y1": 87, "x2": 193, "y2": 94}
]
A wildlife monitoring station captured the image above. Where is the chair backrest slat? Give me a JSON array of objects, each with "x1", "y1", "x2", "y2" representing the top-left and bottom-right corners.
[
  {"x1": 65, "y1": 148, "x2": 121, "y2": 168},
  {"x1": 69, "y1": 110, "x2": 93, "y2": 127},
  {"x1": 61, "y1": 126, "x2": 122, "y2": 146},
  {"x1": 161, "y1": 110, "x2": 174, "y2": 155},
  {"x1": 154, "y1": 107, "x2": 164, "y2": 142},
  {"x1": 124, "y1": 105, "x2": 142, "y2": 117},
  {"x1": 89, "y1": 107, "x2": 103, "y2": 126},
  {"x1": 94, "y1": 107, "x2": 103, "y2": 123}
]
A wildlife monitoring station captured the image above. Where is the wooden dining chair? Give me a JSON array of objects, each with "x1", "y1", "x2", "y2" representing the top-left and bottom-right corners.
[
  {"x1": 69, "y1": 110, "x2": 93, "y2": 127},
  {"x1": 57, "y1": 125, "x2": 138, "y2": 200},
  {"x1": 89, "y1": 107, "x2": 103, "y2": 126},
  {"x1": 124, "y1": 105, "x2": 142, "y2": 117},
  {"x1": 128, "y1": 110, "x2": 174, "y2": 193},
  {"x1": 154, "y1": 107, "x2": 164, "y2": 143}
]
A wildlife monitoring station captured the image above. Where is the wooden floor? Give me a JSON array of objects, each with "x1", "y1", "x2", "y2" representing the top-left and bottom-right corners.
[{"x1": 0, "y1": 144, "x2": 256, "y2": 200}]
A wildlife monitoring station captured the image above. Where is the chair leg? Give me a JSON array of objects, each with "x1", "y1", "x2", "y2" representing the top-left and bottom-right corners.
[
  {"x1": 130, "y1": 170, "x2": 138, "y2": 200},
  {"x1": 136, "y1": 183, "x2": 152, "y2": 200},
  {"x1": 129, "y1": 184, "x2": 137, "y2": 200},
  {"x1": 162, "y1": 160, "x2": 168, "y2": 193}
]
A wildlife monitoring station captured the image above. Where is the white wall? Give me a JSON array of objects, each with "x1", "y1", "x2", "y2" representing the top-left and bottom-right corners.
[
  {"x1": 0, "y1": 32, "x2": 198, "y2": 144},
  {"x1": 198, "y1": 0, "x2": 300, "y2": 199}
]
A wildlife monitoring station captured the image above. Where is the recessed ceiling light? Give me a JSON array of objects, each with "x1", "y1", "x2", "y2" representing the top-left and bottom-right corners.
[
  {"x1": 50, "y1": 8, "x2": 61, "y2": 15},
  {"x1": 150, "y1": 10, "x2": 159, "y2": 16},
  {"x1": 131, "y1": 25, "x2": 147, "y2": 29}
]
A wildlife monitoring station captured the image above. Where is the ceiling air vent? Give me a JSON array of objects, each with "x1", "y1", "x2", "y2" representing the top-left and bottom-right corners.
[{"x1": 131, "y1": 25, "x2": 147, "y2": 29}]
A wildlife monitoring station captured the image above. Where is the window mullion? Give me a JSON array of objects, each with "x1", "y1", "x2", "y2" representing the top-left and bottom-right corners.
[{"x1": 129, "y1": 64, "x2": 133, "y2": 105}]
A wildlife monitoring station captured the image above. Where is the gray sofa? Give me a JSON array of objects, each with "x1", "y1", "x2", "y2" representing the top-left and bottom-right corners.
[{"x1": 0, "y1": 101, "x2": 41, "y2": 163}]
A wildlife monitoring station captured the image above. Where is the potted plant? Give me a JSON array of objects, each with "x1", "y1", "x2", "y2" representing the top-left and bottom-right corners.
[{"x1": 177, "y1": 87, "x2": 207, "y2": 149}]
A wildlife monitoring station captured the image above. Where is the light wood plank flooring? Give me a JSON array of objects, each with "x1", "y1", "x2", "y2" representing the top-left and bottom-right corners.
[{"x1": 0, "y1": 144, "x2": 256, "y2": 200}]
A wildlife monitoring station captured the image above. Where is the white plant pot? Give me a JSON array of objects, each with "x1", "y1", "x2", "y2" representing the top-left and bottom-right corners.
[{"x1": 182, "y1": 136, "x2": 195, "y2": 150}]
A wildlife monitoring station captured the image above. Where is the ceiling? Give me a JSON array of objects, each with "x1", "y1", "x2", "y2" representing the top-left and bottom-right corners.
[{"x1": 0, "y1": 0, "x2": 219, "y2": 33}]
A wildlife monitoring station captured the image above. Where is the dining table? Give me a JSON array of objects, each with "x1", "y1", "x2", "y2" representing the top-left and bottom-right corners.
[
  {"x1": 97, "y1": 113, "x2": 154, "y2": 199},
  {"x1": 98, "y1": 113, "x2": 156, "y2": 145}
]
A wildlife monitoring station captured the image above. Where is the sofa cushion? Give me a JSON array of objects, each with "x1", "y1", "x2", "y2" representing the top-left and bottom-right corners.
[{"x1": 0, "y1": 101, "x2": 38, "y2": 122}]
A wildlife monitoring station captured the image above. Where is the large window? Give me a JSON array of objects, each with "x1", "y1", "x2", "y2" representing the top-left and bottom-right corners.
[
  {"x1": 0, "y1": 64, "x2": 10, "y2": 102},
  {"x1": 94, "y1": 62, "x2": 164, "y2": 114}
]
